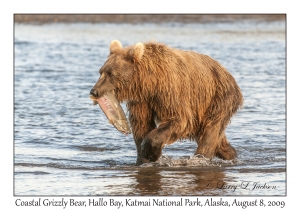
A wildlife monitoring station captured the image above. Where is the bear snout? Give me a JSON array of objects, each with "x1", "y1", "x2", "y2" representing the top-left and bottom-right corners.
[{"x1": 90, "y1": 88, "x2": 99, "y2": 98}]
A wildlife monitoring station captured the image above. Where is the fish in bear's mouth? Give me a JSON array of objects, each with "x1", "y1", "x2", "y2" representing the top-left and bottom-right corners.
[{"x1": 90, "y1": 90, "x2": 131, "y2": 135}]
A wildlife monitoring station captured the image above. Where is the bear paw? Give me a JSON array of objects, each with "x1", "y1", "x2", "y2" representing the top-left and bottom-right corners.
[{"x1": 141, "y1": 138, "x2": 162, "y2": 162}]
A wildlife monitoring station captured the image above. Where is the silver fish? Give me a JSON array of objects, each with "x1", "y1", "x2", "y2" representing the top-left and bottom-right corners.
[{"x1": 91, "y1": 90, "x2": 131, "y2": 135}]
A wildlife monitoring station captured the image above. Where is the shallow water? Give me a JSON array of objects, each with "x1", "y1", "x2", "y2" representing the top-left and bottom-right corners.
[{"x1": 14, "y1": 21, "x2": 286, "y2": 196}]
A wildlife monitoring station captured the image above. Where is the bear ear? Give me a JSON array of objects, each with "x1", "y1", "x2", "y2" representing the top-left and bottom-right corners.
[
  {"x1": 132, "y1": 42, "x2": 144, "y2": 62},
  {"x1": 110, "y1": 40, "x2": 123, "y2": 54}
]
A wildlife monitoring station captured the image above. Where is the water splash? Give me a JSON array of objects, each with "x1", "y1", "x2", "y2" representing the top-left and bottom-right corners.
[{"x1": 141, "y1": 155, "x2": 224, "y2": 167}]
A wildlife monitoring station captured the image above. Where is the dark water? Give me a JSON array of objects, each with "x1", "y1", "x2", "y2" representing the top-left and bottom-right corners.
[{"x1": 14, "y1": 21, "x2": 286, "y2": 196}]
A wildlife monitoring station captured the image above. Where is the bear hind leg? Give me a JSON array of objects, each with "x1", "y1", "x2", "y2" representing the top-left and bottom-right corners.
[
  {"x1": 195, "y1": 124, "x2": 237, "y2": 160},
  {"x1": 215, "y1": 134, "x2": 237, "y2": 160},
  {"x1": 194, "y1": 123, "x2": 221, "y2": 160}
]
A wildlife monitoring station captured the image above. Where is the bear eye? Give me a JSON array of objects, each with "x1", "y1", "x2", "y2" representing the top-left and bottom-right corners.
[{"x1": 105, "y1": 71, "x2": 113, "y2": 77}]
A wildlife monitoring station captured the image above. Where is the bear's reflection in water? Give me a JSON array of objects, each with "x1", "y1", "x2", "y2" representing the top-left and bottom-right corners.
[
  {"x1": 88, "y1": 155, "x2": 241, "y2": 196},
  {"x1": 91, "y1": 155, "x2": 236, "y2": 196},
  {"x1": 133, "y1": 168, "x2": 229, "y2": 196}
]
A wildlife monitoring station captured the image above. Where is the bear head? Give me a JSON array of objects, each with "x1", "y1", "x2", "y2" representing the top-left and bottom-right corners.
[{"x1": 90, "y1": 40, "x2": 144, "y2": 102}]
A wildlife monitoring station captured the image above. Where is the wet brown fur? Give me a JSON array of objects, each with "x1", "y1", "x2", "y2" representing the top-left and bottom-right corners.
[{"x1": 91, "y1": 40, "x2": 243, "y2": 165}]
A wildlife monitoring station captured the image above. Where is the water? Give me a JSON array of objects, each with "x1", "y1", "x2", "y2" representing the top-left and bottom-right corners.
[{"x1": 14, "y1": 21, "x2": 286, "y2": 196}]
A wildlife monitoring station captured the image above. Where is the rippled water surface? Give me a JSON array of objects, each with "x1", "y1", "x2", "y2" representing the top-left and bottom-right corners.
[{"x1": 14, "y1": 21, "x2": 286, "y2": 196}]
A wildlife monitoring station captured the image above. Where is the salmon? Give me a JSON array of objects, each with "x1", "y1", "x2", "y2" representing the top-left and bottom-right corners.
[{"x1": 91, "y1": 90, "x2": 131, "y2": 135}]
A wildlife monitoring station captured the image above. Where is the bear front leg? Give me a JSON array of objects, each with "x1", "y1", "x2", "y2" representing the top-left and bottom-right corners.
[
  {"x1": 141, "y1": 121, "x2": 180, "y2": 162},
  {"x1": 127, "y1": 102, "x2": 156, "y2": 165}
]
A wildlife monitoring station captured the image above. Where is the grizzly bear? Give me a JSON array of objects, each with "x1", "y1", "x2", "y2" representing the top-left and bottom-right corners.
[{"x1": 90, "y1": 40, "x2": 243, "y2": 165}]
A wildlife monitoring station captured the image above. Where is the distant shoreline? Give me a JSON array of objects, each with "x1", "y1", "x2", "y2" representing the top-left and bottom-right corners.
[{"x1": 14, "y1": 14, "x2": 285, "y2": 24}]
